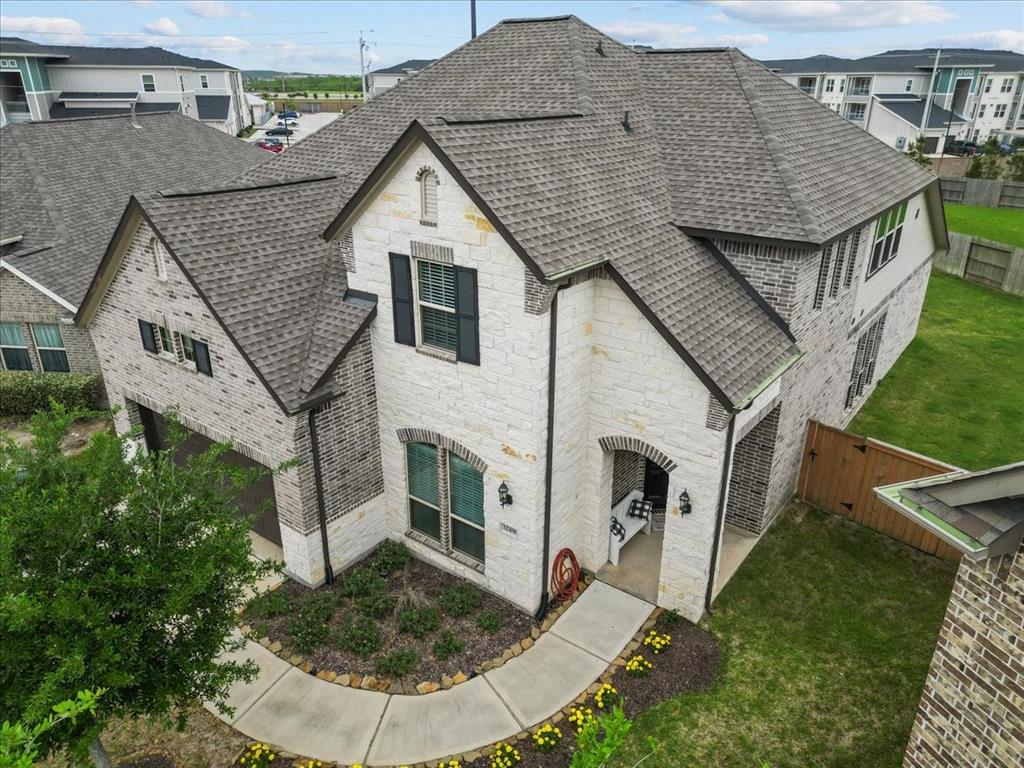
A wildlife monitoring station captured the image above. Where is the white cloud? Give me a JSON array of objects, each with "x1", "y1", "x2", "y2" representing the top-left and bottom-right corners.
[
  {"x1": 142, "y1": 17, "x2": 180, "y2": 36},
  {"x1": 184, "y1": 1, "x2": 249, "y2": 19},
  {"x1": 0, "y1": 15, "x2": 85, "y2": 42},
  {"x1": 628, "y1": 3, "x2": 645, "y2": 11},
  {"x1": 600, "y1": 20, "x2": 769, "y2": 49},
  {"x1": 703, "y1": 1, "x2": 954, "y2": 31},
  {"x1": 931, "y1": 29, "x2": 1024, "y2": 53}
]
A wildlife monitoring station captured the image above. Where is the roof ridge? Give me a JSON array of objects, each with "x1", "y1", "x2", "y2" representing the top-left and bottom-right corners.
[
  {"x1": 5, "y1": 125, "x2": 69, "y2": 252},
  {"x1": 157, "y1": 174, "x2": 337, "y2": 198},
  {"x1": 296, "y1": 246, "x2": 337, "y2": 396},
  {"x1": 565, "y1": 16, "x2": 595, "y2": 115},
  {"x1": 727, "y1": 49, "x2": 821, "y2": 243}
]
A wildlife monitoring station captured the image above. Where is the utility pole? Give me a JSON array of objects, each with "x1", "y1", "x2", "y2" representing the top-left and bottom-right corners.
[
  {"x1": 471, "y1": 0, "x2": 477, "y2": 39},
  {"x1": 359, "y1": 30, "x2": 373, "y2": 101},
  {"x1": 920, "y1": 47, "x2": 942, "y2": 139}
]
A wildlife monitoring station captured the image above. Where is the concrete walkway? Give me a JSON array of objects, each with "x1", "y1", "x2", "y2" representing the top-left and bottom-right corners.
[{"x1": 207, "y1": 580, "x2": 652, "y2": 766}]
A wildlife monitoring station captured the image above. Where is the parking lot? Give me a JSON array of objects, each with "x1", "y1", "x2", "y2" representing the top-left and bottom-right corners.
[{"x1": 247, "y1": 111, "x2": 341, "y2": 151}]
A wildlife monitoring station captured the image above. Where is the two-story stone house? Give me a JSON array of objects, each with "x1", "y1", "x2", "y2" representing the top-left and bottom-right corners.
[{"x1": 76, "y1": 17, "x2": 947, "y2": 621}]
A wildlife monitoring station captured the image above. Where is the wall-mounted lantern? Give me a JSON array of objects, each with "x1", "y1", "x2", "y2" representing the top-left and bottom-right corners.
[
  {"x1": 679, "y1": 488, "x2": 692, "y2": 515},
  {"x1": 498, "y1": 481, "x2": 513, "y2": 508}
]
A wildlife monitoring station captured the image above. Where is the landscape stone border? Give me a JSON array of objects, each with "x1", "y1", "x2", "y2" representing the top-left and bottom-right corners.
[{"x1": 238, "y1": 573, "x2": 594, "y2": 698}]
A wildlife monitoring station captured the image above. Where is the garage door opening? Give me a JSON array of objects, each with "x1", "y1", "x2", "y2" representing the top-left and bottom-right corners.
[{"x1": 136, "y1": 405, "x2": 284, "y2": 557}]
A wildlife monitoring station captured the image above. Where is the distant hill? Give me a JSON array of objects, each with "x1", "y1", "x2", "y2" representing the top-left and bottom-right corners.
[{"x1": 243, "y1": 70, "x2": 317, "y2": 79}]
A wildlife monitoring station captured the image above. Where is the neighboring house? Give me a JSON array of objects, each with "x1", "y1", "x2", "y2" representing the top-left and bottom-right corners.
[
  {"x1": 246, "y1": 92, "x2": 272, "y2": 126},
  {"x1": 762, "y1": 48, "x2": 1024, "y2": 150},
  {"x1": 0, "y1": 36, "x2": 249, "y2": 134},
  {"x1": 77, "y1": 17, "x2": 947, "y2": 622},
  {"x1": 0, "y1": 112, "x2": 264, "y2": 378},
  {"x1": 367, "y1": 59, "x2": 435, "y2": 98},
  {"x1": 875, "y1": 464, "x2": 1023, "y2": 768}
]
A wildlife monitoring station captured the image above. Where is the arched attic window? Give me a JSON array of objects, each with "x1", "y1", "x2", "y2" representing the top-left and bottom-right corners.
[
  {"x1": 417, "y1": 166, "x2": 439, "y2": 227},
  {"x1": 150, "y1": 236, "x2": 168, "y2": 281}
]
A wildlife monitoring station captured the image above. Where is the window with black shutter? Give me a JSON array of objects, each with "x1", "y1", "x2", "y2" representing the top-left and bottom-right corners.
[
  {"x1": 139, "y1": 319, "x2": 157, "y2": 353},
  {"x1": 389, "y1": 253, "x2": 416, "y2": 346},
  {"x1": 455, "y1": 266, "x2": 480, "y2": 365},
  {"x1": 193, "y1": 340, "x2": 213, "y2": 377}
]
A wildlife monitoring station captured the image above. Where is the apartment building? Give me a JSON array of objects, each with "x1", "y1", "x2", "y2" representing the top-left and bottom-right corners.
[
  {"x1": 0, "y1": 36, "x2": 249, "y2": 134},
  {"x1": 366, "y1": 59, "x2": 435, "y2": 98},
  {"x1": 763, "y1": 48, "x2": 1024, "y2": 152}
]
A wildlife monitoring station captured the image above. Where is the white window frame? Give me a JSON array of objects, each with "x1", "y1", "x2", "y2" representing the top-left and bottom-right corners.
[
  {"x1": 846, "y1": 103, "x2": 866, "y2": 121},
  {"x1": 200, "y1": 74, "x2": 209, "y2": 89},
  {"x1": 994, "y1": 104, "x2": 1007, "y2": 118},
  {"x1": 984, "y1": 77, "x2": 992, "y2": 93},
  {"x1": 141, "y1": 73, "x2": 156, "y2": 93},
  {"x1": 413, "y1": 258, "x2": 457, "y2": 355},
  {"x1": 825, "y1": 78, "x2": 834, "y2": 93},
  {"x1": 0, "y1": 322, "x2": 32, "y2": 371},
  {"x1": 418, "y1": 167, "x2": 439, "y2": 226},
  {"x1": 1000, "y1": 78, "x2": 1013, "y2": 93},
  {"x1": 151, "y1": 236, "x2": 168, "y2": 281},
  {"x1": 31, "y1": 323, "x2": 70, "y2": 373},
  {"x1": 978, "y1": 104, "x2": 986, "y2": 118},
  {"x1": 904, "y1": 78, "x2": 913, "y2": 92},
  {"x1": 866, "y1": 202, "x2": 907, "y2": 279},
  {"x1": 179, "y1": 74, "x2": 185, "y2": 93}
]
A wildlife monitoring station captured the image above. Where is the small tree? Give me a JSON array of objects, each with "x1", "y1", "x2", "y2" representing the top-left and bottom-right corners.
[
  {"x1": 1, "y1": 690, "x2": 103, "y2": 768},
  {"x1": 0, "y1": 406, "x2": 278, "y2": 766},
  {"x1": 905, "y1": 135, "x2": 932, "y2": 168},
  {"x1": 1006, "y1": 152, "x2": 1024, "y2": 182},
  {"x1": 965, "y1": 137, "x2": 1002, "y2": 179}
]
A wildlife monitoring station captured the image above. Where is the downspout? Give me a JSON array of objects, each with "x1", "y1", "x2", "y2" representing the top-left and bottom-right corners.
[
  {"x1": 536, "y1": 285, "x2": 564, "y2": 620},
  {"x1": 704, "y1": 413, "x2": 737, "y2": 614},
  {"x1": 307, "y1": 405, "x2": 334, "y2": 585}
]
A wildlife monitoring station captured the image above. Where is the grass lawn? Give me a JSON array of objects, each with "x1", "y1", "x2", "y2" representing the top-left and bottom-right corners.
[
  {"x1": 849, "y1": 271, "x2": 1024, "y2": 470},
  {"x1": 943, "y1": 203, "x2": 1024, "y2": 248},
  {"x1": 612, "y1": 505, "x2": 956, "y2": 768}
]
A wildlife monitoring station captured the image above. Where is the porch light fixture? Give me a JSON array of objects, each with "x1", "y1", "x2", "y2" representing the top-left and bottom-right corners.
[
  {"x1": 498, "y1": 481, "x2": 513, "y2": 508},
  {"x1": 679, "y1": 489, "x2": 692, "y2": 515}
]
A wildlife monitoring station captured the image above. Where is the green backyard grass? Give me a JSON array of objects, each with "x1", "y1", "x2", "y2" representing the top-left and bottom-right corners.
[
  {"x1": 849, "y1": 271, "x2": 1024, "y2": 470},
  {"x1": 612, "y1": 506, "x2": 956, "y2": 768},
  {"x1": 943, "y1": 203, "x2": 1024, "y2": 248}
]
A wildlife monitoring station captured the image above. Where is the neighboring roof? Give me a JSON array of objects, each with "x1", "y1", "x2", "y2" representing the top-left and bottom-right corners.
[
  {"x1": 47, "y1": 102, "x2": 179, "y2": 120},
  {"x1": 762, "y1": 48, "x2": 1024, "y2": 75},
  {"x1": 0, "y1": 112, "x2": 265, "y2": 307},
  {"x1": 875, "y1": 462, "x2": 1024, "y2": 560},
  {"x1": 246, "y1": 93, "x2": 268, "y2": 106},
  {"x1": 58, "y1": 91, "x2": 138, "y2": 100},
  {"x1": 874, "y1": 96, "x2": 968, "y2": 130},
  {"x1": 87, "y1": 16, "x2": 941, "y2": 410},
  {"x1": 115, "y1": 179, "x2": 376, "y2": 412},
  {"x1": 196, "y1": 94, "x2": 231, "y2": 120},
  {"x1": 371, "y1": 59, "x2": 436, "y2": 75},
  {"x1": 0, "y1": 36, "x2": 234, "y2": 69}
]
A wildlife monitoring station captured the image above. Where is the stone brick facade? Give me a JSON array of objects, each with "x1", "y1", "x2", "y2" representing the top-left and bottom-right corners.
[
  {"x1": 0, "y1": 269, "x2": 102, "y2": 376},
  {"x1": 904, "y1": 542, "x2": 1023, "y2": 768}
]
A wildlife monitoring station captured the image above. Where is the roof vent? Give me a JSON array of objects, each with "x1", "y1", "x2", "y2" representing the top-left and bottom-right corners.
[
  {"x1": 596, "y1": 40, "x2": 606, "y2": 57},
  {"x1": 622, "y1": 110, "x2": 632, "y2": 133},
  {"x1": 129, "y1": 101, "x2": 139, "y2": 127}
]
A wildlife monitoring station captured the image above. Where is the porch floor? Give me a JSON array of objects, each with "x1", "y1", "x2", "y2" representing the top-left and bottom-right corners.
[
  {"x1": 714, "y1": 524, "x2": 759, "y2": 599},
  {"x1": 596, "y1": 529, "x2": 663, "y2": 603},
  {"x1": 246, "y1": 531, "x2": 286, "y2": 599}
]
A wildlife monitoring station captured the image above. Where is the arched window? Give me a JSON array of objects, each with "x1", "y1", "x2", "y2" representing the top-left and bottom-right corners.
[
  {"x1": 405, "y1": 440, "x2": 484, "y2": 562},
  {"x1": 150, "y1": 236, "x2": 167, "y2": 281},
  {"x1": 417, "y1": 167, "x2": 439, "y2": 226}
]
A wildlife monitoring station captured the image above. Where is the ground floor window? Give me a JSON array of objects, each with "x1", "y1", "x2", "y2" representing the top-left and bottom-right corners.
[
  {"x1": 847, "y1": 313, "x2": 887, "y2": 408},
  {"x1": 0, "y1": 322, "x2": 32, "y2": 370},
  {"x1": 31, "y1": 323, "x2": 70, "y2": 372},
  {"x1": 406, "y1": 441, "x2": 485, "y2": 563}
]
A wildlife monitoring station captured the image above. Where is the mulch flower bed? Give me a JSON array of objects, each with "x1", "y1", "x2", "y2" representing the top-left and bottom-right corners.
[{"x1": 241, "y1": 541, "x2": 538, "y2": 690}]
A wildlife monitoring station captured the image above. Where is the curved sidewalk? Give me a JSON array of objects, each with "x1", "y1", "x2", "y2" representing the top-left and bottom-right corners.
[{"x1": 206, "y1": 580, "x2": 653, "y2": 766}]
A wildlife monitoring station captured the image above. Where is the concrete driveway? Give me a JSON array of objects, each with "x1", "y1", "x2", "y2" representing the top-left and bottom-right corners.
[{"x1": 248, "y1": 112, "x2": 341, "y2": 151}]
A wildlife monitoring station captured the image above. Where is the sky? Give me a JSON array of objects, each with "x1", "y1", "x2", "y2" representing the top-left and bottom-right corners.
[{"x1": 1, "y1": 0, "x2": 1021, "y2": 74}]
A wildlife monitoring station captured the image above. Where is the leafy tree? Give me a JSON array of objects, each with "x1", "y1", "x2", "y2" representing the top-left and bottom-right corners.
[
  {"x1": 1, "y1": 406, "x2": 278, "y2": 766},
  {"x1": 1, "y1": 690, "x2": 103, "y2": 768},
  {"x1": 905, "y1": 135, "x2": 932, "y2": 168},
  {"x1": 1006, "y1": 152, "x2": 1024, "y2": 182},
  {"x1": 965, "y1": 137, "x2": 1002, "y2": 179}
]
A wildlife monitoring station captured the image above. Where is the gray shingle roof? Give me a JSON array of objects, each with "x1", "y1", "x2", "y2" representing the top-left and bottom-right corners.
[
  {"x1": 0, "y1": 36, "x2": 234, "y2": 69},
  {"x1": 136, "y1": 178, "x2": 375, "y2": 412},
  {"x1": 196, "y1": 94, "x2": 231, "y2": 120},
  {"x1": 874, "y1": 96, "x2": 968, "y2": 130},
  {"x1": 372, "y1": 59, "x2": 436, "y2": 75},
  {"x1": 0, "y1": 112, "x2": 265, "y2": 306},
  {"x1": 762, "y1": 48, "x2": 1024, "y2": 75},
  {"x1": 105, "y1": 16, "x2": 940, "y2": 409}
]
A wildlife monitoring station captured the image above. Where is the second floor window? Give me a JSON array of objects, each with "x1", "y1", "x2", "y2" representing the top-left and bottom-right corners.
[
  {"x1": 979, "y1": 104, "x2": 987, "y2": 118},
  {"x1": 846, "y1": 103, "x2": 866, "y2": 121},
  {"x1": 151, "y1": 236, "x2": 168, "y2": 281},
  {"x1": 201, "y1": 74, "x2": 209, "y2": 89},
  {"x1": 904, "y1": 79, "x2": 913, "y2": 92},
  {"x1": 994, "y1": 104, "x2": 1007, "y2": 118},
  {"x1": 867, "y1": 202, "x2": 907, "y2": 278},
  {"x1": 1000, "y1": 78, "x2": 1013, "y2": 93},
  {"x1": 141, "y1": 74, "x2": 155, "y2": 93},
  {"x1": 825, "y1": 79, "x2": 834, "y2": 93},
  {"x1": 417, "y1": 260, "x2": 457, "y2": 353}
]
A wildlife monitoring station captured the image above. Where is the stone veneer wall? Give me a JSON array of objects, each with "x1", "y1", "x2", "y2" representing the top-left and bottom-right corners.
[
  {"x1": 0, "y1": 269, "x2": 102, "y2": 376},
  {"x1": 904, "y1": 541, "x2": 1023, "y2": 768}
]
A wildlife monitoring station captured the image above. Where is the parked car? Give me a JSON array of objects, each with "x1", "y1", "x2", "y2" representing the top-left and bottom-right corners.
[
  {"x1": 255, "y1": 140, "x2": 284, "y2": 153},
  {"x1": 277, "y1": 119, "x2": 299, "y2": 127},
  {"x1": 277, "y1": 111, "x2": 300, "y2": 119},
  {"x1": 265, "y1": 127, "x2": 294, "y2": 136},
  {"x1": 996, "y1": 142, "x2": 1017, "y2": 155},
  {"x1": 947, "y1": 140, "x2": 980, "y2": 157},
  {"x1": 260, "y1": 137, "x2": 283, "y2": 146}
]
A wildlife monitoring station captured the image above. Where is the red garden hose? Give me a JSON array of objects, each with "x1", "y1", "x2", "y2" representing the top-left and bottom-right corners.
[{"x1": 550, "y1": 547, "x2": 580, "y2": 602}]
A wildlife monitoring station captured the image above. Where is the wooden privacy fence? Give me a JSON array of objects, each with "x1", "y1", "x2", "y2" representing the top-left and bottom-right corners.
[
  {"x1": 940, "y1": 177, "x2": 1024, "y2": 209},
  {"x1": 933, "y1": 232, "x2": 1024, "y2": 297},
  {"x1": 798, "y1": 421, "x2": 962, "y2": 560}
]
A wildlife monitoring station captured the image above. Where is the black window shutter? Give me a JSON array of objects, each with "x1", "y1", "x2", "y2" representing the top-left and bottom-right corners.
[
  {"x1": 455, "y1": 266, "x2": 480, "y2": 365},
  {"x1": 389, "y1": 253, "x2": 416, "y2": 346},
  {"x1": 139, "y1": 319, "x2": 157, "y2": 353},
  {"x1": 193, "y1": 340, "x2": 213, "y2": 377}
]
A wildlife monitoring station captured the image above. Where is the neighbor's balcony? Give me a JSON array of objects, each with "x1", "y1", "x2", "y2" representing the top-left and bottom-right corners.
[{"x1": 3, "y1": 100, "x2": 32, "y2": 122}]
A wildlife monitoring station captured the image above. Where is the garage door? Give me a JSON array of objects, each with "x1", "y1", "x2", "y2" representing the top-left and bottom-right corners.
[{"x1": 138, "y1": 407, "x2": 282, "y2": 546}]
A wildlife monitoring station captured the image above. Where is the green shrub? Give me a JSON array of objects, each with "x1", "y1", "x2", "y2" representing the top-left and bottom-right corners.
[
  {"x1": 374, "y1": 648, "x2": 418, "y2": 678},
  {"x1": 355, "y1": 589, "x2": 397, "y2": 620},
  {"x1": 286, "y1": 591, "x2": 334, "y2": 653},
  {"x1": 396, "y1": 605, "x2": 440, "y2": 638},
  {"x1": 0, "y1": 371, "x2": 102, "y2": 418},
  {"x1": 439, "y1": 582, "x2": 483, "y2": 617},
  {"x1": 337, "y1": 616, "x2": 382, "y2": 658},
  {"x1": 373, "y1": 540, "x2": 409, "y2": 574},
  {"x1": 432, "y1": 628, "x2": 465, "y2": 661},
  {"x1": 339, "y1": 566, "x2": 387, "y2": 599},
  {"x1": 661, "y1": 609, "x2": 682, "y2": 627},
  {"x1": 244, "y1": 589, "x2": 293, "y2": 620},
  {"x1": 475, "y1": 610, "x2": 503, "y2": 635}
]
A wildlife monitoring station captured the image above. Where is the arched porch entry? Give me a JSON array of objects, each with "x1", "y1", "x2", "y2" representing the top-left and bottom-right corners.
[{"x1": 595, "y1": 436, "x2": 676, "y2": 602}]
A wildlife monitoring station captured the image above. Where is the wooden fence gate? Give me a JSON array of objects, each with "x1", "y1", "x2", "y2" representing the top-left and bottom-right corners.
[{"x1": 797, "y1": 421, "x2": 962, "y2": 560}]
